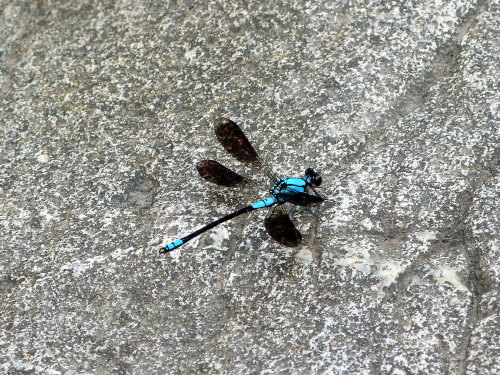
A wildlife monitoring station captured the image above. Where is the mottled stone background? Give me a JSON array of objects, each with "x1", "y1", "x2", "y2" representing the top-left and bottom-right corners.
[{"x1": 1, "y1": 0, "x2": 498, "y2": 374}]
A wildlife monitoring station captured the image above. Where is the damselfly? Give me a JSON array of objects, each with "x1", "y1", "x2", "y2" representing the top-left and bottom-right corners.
[{"x1": 160, "y1": 118, "x2": 325, "y2": 253}]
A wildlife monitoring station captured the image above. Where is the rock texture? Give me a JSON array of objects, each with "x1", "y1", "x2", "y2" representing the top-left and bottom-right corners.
[{"x1": 1, "y1": 1, "x2": 498, "y2": 374}]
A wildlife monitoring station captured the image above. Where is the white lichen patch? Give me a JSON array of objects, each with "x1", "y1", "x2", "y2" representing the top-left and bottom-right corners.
[
  {"x1": 426, "y1": 266, "x2": 470, "y2": 293},
  {"x1": 374, "y1": 261, "x2": 407, "y2": 290},
  {"x1": 36, "y1": 153, "x2": 49, "y2": 163},
  {"x1": 61, "y1": 255, "x2": 107, "y2": 277},
  {"x1": 334, "y1": 255, "x2": 373, "y2": 275},
  {"x1": 295, "y1": 249, "x2": 314, "y2": 265},
  {"x1": 414, "y1": 231, "x2": 438, "y2": 241},
  {"x1": 209, "y1": 227, "x2": 230, "y2": 249}
]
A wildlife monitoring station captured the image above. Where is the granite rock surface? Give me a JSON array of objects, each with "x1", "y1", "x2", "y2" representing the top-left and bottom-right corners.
[{"x1": 1, "y1": 1, "x2": 498, "y2": 374}]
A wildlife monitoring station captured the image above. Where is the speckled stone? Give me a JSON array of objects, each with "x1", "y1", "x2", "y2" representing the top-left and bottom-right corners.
[{"x1": 1, "y1": 1, "x2": 498, "y2": 374}]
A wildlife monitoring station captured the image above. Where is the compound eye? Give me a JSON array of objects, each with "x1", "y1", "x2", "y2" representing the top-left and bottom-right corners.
[
  {"x1": 314, "y1": 176, "x2": 322, "y2": 186},
  {"x1": 305, "y1": 168, "x2": 315, "y2": 177}
]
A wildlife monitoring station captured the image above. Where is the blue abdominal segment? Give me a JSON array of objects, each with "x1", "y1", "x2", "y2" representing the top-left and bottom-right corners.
[
  {"x1": 251, "y1": 196, "x2": 278, "y2": 209},
  {"x1": 163, "y1": 239, "x2": 184, "y2": 252}
]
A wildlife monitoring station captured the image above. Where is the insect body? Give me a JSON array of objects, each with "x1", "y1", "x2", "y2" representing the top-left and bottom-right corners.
[{"x1": 160, "y1": 118, "x2": 325, "y2": 253}]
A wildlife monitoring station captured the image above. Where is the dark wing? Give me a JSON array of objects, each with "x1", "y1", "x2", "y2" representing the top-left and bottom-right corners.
[
  {"x1": 285, "y1": 192, "x2": 325, "y2": 206},
  {"x1": 264, "y1": 209, "x2": 302, "y2": 247},
  {"x1": 196, "y1": 160, "x2": 247, "y2": 187},
  {"x1": 214, "y1": 118, "x2": 259, "y2": 163}
]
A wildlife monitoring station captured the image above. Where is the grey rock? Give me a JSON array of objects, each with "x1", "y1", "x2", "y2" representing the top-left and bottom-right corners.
[{"x1": 1, "y1": 1, "x2": 498, "y2": 374}]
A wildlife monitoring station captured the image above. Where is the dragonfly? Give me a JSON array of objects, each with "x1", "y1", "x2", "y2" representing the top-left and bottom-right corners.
[{"x1": 160, "y1": 118, "x2": 325, "y2": 254}]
